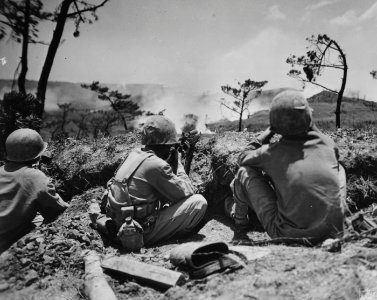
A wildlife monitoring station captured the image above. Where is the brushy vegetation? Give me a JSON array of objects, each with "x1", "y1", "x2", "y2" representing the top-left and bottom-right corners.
[
  {"x1": 37, "y1": 128, "x2": 377, "y2": 213},
  {"x1": 2, "y1": 128, "x2": 377, "y2": 299}
]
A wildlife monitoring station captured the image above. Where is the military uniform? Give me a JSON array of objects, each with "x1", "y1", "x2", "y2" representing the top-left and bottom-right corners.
[
  {"x1": 106, "y1": 148, "x2": 207, "y2": 245},
  {"x1": 0, "y1": 163, "x2": 69, "y2": 253},
  {"x1": 231, "y1": 104, "x2": 346, "y2": 244}
]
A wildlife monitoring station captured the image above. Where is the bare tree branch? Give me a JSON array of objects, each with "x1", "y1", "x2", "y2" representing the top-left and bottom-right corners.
[
  {"x1": 73, "y1": 0, "x2": 85, "y2": 23},
  {"x1": 66, "y1": 0, "x2": 109, "y2": 17},
  {"x1": 287, "y1": 34, "x2": 348, "y2": 128},
  {"x1": 220, "y1": 101, "x2": 239, "y2": 114}
]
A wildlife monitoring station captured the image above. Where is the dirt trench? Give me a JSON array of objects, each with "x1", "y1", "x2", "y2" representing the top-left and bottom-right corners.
[{"x1": 2, "y1": 129, "x2": 377, "y2": 299}]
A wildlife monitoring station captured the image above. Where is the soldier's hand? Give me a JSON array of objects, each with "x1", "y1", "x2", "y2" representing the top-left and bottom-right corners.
[
  {"x1": 257, "y1": 127, "x2": 275, "y2": 145},
  {"x1": 166, "y1": 146, "x2": 179, "y2": 174}
]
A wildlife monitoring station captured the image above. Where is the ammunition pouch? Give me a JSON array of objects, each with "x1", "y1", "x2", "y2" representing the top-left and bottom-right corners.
[{"x1": 105, "y1": 178, "x2": 158, "y2": 229}]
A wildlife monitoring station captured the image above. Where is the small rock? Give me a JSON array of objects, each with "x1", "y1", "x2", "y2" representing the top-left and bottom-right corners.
[
  {"x1": 322, "y1": 238, "x2": 341, "y2": 252},
  {"x1": 26, "y1": 242, "x2": 35, "y2": 251},
  {"x1": 43, "y1": 255, "x2": 55, "y2": 264},
  {"x1": 35, "y1": 237, "x2": 45, "y2": 244},
  {"x1": 43, "y1": 267, "x2": 53, "y2": 275},
  {"x1": 20, "y1": 258, "x2": 32, "y2": 266},
  {"x1": 38, "y1": 244, "x2": 46, "y2": 255},
  {"x1": 8, "y1": 277, "x2": 16, "y2": 284},
  {"x1": 81, "y1": 235, "x2": 90, "y2": 244},
  {"x1": 48, "y1": 227, "x2": 58, "y2": 234},
  {"x1": 92, "y1": 240, "x2": 102, "y2": 249},
  {"x1": 118, "y1": 282, "x2": 140, "y2": 294},
  {"x1": 24, "y1": 270, "x2": 39, "y2": 286},
  {"x1": 27, "y1": 234, "x2": 44, "y2": 242},
  {"x1": 372, "y1": 205, "x2": 377, "y2": 217},
  {"x1": 16, "y1": 239, "x2": 26, "y2": 248},
  {"x1": 67, "y1": 229, "x2": 81, "y2": 240},
  {"x1": 0, "y1": 282, "x2": 9, "y2": 292}
]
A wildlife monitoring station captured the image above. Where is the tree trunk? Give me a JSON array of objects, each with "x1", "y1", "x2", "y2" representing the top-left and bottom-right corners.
[
  {"x1": 18, "y1": 0, "x2": 30, "y2": 94},
  {"x1": 119, "y1": 112, "x2": 128, "y2": 131},
  {"x1": 37, "y1": 0, "x2": 73, "y2": 118},
  {"x1": 238, "y1": 97, "x2": 245, "y2": 132},
  {"x1": 61, "y1": 109, "x2": 67, "y2": 132},
  {"x1": 109, "y1": 101, "x2": 128, "y2": 131},
  {"x1": 333, "y1": 40, "x2": 348, "y2": 129}
]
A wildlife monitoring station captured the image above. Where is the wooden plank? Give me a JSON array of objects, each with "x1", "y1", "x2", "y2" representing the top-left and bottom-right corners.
[{"x1": 101, "y1": 256, "x2": 186, "y2": 290}]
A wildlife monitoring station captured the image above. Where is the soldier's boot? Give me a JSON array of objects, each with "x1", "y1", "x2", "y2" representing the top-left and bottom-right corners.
[{"x1": 232, "y1": 222, "x2": 251, "y2": 244}]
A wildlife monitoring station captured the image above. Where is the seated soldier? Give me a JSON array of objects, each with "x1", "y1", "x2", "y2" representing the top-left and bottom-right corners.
[
  {"x1": 0, "y1": 129, "x2": 69, "y2": 253},
  {"x1": 228, "y1": 90, "x2": 347, "y2": 245},
  {"x1": 101, "y1": 115, "x2": 207, "y2": 249}
]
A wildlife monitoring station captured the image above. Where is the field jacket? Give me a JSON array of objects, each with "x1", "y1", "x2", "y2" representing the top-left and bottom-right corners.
[
  {"x1": 106, "y1": 148, "x2": 195, "y2": 227},
  {"x1": 238, "y1": 127, "x2": 345, "y2": 241},
  {"x1": 0, "y1": 163, "x2": 69, "y2": 253}
]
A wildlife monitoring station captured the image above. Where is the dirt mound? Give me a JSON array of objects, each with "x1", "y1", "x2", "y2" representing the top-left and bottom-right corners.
[{"x1": 2, "y1": 129, "x2": 377, "y2": 299}]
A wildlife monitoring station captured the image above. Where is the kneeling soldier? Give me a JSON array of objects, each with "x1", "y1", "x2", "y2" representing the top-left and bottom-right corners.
[{"x1": 101, "y1": 115, "x2": 207, "y2": 250}]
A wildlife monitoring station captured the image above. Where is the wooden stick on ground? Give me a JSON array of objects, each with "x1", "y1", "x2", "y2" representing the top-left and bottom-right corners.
[
  {"x1": 83, "y1": 250, "x2": 117, "y2": 300},
  {"x1": 101, "y1": 256, "x2": 186, "y2": 290}
]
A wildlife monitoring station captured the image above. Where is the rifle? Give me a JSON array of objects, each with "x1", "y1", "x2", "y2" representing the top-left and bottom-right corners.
[{"x1": 178, "y1": 130, "x2": 201, "y2": 175}]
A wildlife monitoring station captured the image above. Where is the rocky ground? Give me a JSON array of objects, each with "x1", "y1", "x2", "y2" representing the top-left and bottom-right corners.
[{"x1": 1, "y1": 129, "x2": 377, "y2": 300}]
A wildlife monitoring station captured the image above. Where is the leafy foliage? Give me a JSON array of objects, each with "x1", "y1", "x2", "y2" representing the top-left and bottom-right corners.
[
  {"x1": 221, "y1": 78, "x2": 268, "y2": 131},
  {"x1": 89, "y1": 110, "x2": 119, "y2": 138},
  {"x1": 0, "y1": 0, "x2": 110, "y2": 116},
  {"x1": 81, "y1": 81, "x2": 142, "y2": 131},
  {"x1": 286, "y1": 34, "x2": 348, "y2": 128},
  {"x1": 0, "y1": 91, "x2": 42, "y2": 155},
  {"x1": 287, "y1": 34, "x2": 346, "y2": 90},
  {"x1": 0, "y1": 0, "x2": 52, "y2": 44}
]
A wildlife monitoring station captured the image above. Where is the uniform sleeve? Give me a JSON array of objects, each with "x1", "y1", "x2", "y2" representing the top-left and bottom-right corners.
[
  {"x1": 176, "y1": 160, "x2": 191, "y2": 181},
  {"x1": 238, "y1": 145, "x2": 269, "y2": 168},
  {"x1": 145, "y1": 160, "x2": 194, "y2": 204},
  {"x1": 36, "y1": 177, "x2": 69, "y2": 221}
]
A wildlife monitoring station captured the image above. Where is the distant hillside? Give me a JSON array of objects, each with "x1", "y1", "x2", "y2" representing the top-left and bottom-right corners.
[
  {"x1": 2, "y1": 80, "x2": 377, "y2": 133},
  {"x1": 0, "y1": 79, "x2": 165, "y2": 111},
  {"x1": 208, "y1": 90, "x2": 377, "y2": 132}
]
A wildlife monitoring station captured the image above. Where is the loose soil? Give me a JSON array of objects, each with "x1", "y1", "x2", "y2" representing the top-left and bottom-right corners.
[{"x1": 1, "y1": 129, "x2": 377, "y2": 300}]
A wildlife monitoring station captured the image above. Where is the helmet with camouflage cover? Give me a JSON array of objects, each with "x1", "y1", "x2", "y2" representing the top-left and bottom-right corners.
[
  {"x1": 269, "y1": 90, "x2": 312, "y2": 136},
  {"x1": 6, "y1": 128, "x2": 48, "y2": 162},
  {"x1": 141, "y1": 115, "x2": 178, "y2": 145}
]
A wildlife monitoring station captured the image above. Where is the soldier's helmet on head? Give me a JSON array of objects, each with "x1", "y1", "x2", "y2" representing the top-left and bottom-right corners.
[
  {"x1": 5, "y1": 128, "x2": 47, "y2": 162},
  {"x1": 269, "y1": 90, "x2": 313, "y2": 136},
  {"x1": 141, "y1": 115, "x2": 178, "y2": 146}
]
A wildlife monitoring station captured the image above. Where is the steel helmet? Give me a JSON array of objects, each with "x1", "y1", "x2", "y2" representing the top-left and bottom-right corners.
[
  {"x1": 141, "y1": 115, "x2": 178, "y2": 146},
  {"x1": 269, "y1": 90, "x2": 312, "y2": 136},
  {"x1": 6, "y1": 128, "x2": 47, "y2": 162}
]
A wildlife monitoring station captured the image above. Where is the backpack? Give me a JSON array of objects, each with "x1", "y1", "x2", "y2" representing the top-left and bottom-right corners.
[{"x1": 105, "y1": 151, "x2": 155, "y2": 227}]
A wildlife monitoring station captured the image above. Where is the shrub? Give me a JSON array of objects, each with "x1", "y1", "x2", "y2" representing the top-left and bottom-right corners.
[{"x1": 0, "y1": 92, "x2": 42, "y2": 157}]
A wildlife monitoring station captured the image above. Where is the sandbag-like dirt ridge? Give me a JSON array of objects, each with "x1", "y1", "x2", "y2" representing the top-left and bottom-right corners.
[{"x1": 1, "y1": 129, "x2": 377, "y2": 299}]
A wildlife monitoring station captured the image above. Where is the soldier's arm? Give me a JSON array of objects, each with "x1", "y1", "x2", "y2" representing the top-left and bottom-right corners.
[
  {"x1": 238, "y1": 144, "x2": 269, "y2": 168},
  {"x1": 146, "y1": 161, "x2": 194, "y2": 204},
  {"x1": 244, "y1": 127, "x2": 274, "y2": 152},
  {"x1": 36, "y1": 176, "x2": 69, "y2": 222}
]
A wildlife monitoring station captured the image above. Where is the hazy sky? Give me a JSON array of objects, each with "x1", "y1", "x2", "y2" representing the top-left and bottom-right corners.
[{"x1": 1, "y1": 0, "x2": 377, "y2": 99}]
